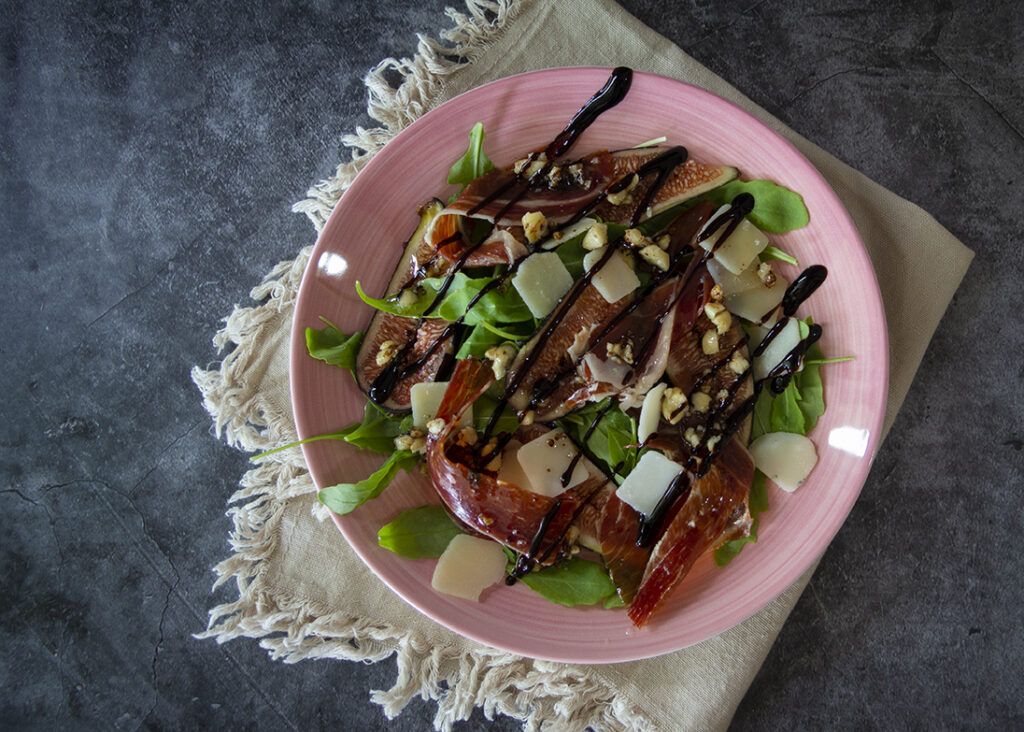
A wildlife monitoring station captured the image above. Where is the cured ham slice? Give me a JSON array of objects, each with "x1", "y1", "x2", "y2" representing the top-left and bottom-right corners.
[{"x1": 426, "y1": 359, "x2": 607, "y2": 562}]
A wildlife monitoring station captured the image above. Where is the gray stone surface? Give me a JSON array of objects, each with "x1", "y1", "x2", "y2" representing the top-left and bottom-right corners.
[{"x1": 1, "y1": 0, "x2": 1020, "y2": 728}]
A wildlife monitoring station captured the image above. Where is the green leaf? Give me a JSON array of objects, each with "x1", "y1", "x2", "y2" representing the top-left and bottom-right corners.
[
  {"x1": 318, "y1": 450, "x2": 419, "y2": 516},
  {"x1": 558, "y1": 399, "x2": 638, "y2": 475},
  {"x1": 447, "y1": 122, "x2": 495, "y2": 189},
  {"x1": 306, "y1": 320, "x2": 363, "y2": 374},
  {"x1": 357, "y1": 274, "x2": 532, "y2": 326},
  {"x1": 472, "y1": 393, "x2": 522, "y2": 435},
  {"x1": 760, "y1": 245, "x2": 799, "y2": 266},
  {"x1": 803, "y1": 356, "x2": 855, "y2": 366},
  {"x1": 456, "y1": 323, "x2": 504, "y2": 359},
  {"x1": 750, "y1": 387, "x2": 775, "y2": 441},
  {"x1": 377, "y1": 505, "x2": 463, "y2": 558},
  {"x1": 795, "y1": 343, "x2": 825, "y2": 432},
  {"x1": 701, "y1": 179, "x2": 810, "y2": 233},
  {"x1": 714, "y1": 471, "x2": 768, "y2": 565},
  {"x1": 553, "y1": 235, "x2": 587, "y2": 279},
  {"x1": 519, "y1": 557, "x2": 618, "y2": 607},
  {"x1": 770, "y1": 380, "x2": 806, "y2": 434},
  {"x1": 342, "y1": 401, "x2": 408, "y2": 455}
]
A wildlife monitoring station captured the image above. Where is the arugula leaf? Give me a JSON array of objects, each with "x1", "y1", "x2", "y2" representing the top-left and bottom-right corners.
[
  {"x1": 770, "y1": 380, "x2": 806, "y2": 434},
  {"x1": 250, "y1": 401, "x2": 408, "y2": 462},
  {"x1": 796, "y1": 343, "x2": 825, "y2": 432},
  {"x1": 377, "y1": 505, "x2": 463, "y2": 558},
  {"x1": 473, "y1": 393, "x2": 522, "y2": 435},
  {"x1": 447, "y1": 122, "x2": 495, "y2": 189},
  {"x1": 318, "y1": 450, "x2": 420, "y2": 516},
  {"x1": 306, "y1": 320, "x2": 363, "y2": 373},
  {"x1": 559, "y1": 399, "x2": 639, "y2": 475},
  {"x1": 760, "y1": 245, "x2": 799, "y2": 266},
  {"x1": 553, "y1": 235, "x2": 587, "y2": 278},
  {"x1": 750, "y1": 386, "x2": 774, "y2": 441},
  {"x1": 519, "y1": 557, "x2": 618, "y2": 607},
  {"x1": 701, "y1": 179, "x2": 810, "y2": 233},
  {"x1": 342, "y1": 401, "x2": 411, "y2": 455},
  {"x1": 356, "y1": 274, "x2": 532, "y2": 325},
  {"x1": 714, "y1": 471, "x2": 768, "y2": 565}
]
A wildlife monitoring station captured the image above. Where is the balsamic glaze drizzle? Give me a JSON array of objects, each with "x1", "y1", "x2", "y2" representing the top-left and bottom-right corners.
[
  {"x1": 633, "y1": 265, "x2": 829, "y2": 546},
  {"x1": 368, "y1": 68, "x2": 635, "y2": 406}
]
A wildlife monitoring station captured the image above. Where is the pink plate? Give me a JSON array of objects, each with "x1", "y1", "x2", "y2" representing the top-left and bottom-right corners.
[{"x1": 290, "y1": 68, "x2": 888, "y2": 663}]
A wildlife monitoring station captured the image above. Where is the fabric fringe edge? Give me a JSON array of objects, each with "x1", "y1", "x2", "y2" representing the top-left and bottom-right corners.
[
  {"x1": 193, "y1": 1, "x2": 653, "y2": 729},
  {"x1": 291, "y1": 0, "x2": 525, "y2": 232}
]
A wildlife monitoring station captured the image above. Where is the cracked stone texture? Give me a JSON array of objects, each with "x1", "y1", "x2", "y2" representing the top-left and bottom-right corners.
[{"x1": 1, "y1": 0, "x2": 1021, "y2": 728}]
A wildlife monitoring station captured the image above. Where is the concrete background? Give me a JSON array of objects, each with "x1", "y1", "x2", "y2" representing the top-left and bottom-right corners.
[{"x1": 2, "y1": 0, "x2": 1021, "y2": 728}]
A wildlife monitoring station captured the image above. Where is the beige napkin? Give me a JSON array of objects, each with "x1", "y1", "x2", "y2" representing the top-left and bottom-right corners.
[{"x1": 193, "y1": 1, "x2": 974, "y2": 729}]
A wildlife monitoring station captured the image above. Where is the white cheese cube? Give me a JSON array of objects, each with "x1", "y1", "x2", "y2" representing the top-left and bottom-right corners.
[
  {"x1": 431, "y1": 535, "x2": 508, "y2": 601},
  {"x1": 615, "y1": 450, "x2": 684, "y2": 517},
  {"x1": 583, "y1": 247, "x2": 641, "y2": 304},
  {"x1": 512, "y1": 252, "x2": 574, "y2": 318},
  {"x1": 749, "y1": 432, "x2": 818, "y2": 492},
  {"x1": 410, "y1": 381, "x2": 472, "y2": 429},
  {"x1": 516, "y1": 429, "x2": 591, "y2": 497},
  {"x1": 637, "y1": 383, "x2": 668, "y2": 444},
  {"x1": 753, "y1": 318, "x2": 801, "y2": 382},
  {"x1": 700, "y1": 216, "x2": 769, "y2": 274}
]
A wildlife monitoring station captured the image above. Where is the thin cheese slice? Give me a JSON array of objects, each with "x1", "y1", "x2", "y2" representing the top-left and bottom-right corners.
[
  {"x1": 410, "y1": 381, "x2": 472, "y2": 429},
  {"x1": 700, "y1": 214, "x2": 769, "y2": 274},
  {"x1": 753, "y1": 318, "x2": 801, "y2": 382},
  {"x1": 637, "y1": 383, "x2": 668, "y2": 444},
  {"x1": 615, "y1": 450, "x2": 683, "y2": 517},
  {"x1": 516, "y1": 429, "x2": 592, "y2": 497},
  {"x1": 583, "y1": 247, "x2": 640, "y2": 304},
  {"x1": 512, "y1": 251, "x2": 573, "y2": 318},
  {"x1": 431, "y1": 535, "x2": 507, "y2": 601}
]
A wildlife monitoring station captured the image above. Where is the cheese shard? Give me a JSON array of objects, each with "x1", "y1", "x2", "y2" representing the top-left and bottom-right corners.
[
  {"x1": 753, "y1": 318, "x2": 801, "y2": 382},
  {"x1": 749, "y1": 432, "x2": 817, "y2": 492},
  {"x1": 583, "y1": 247, "x2": 641, "y2": 304},
  {"x1": 512, "y1": 251, "x2": 574, "y2": 318},
  {"x1": 637, "y1": 383, "x2": 668, "y2": 444},
  {"x1": 497, "y1": 439, "x2": 531, "y2": 488},
  {"x1": 410, "y1": 381, "x2": 472, "y2": 429},
  {"x1": 706, "y1": 258, "x2": 760, "y2": 298},
  {"x1": 725, "y1": 272, "x2": 789, "y2": 323},
  {"x1": 700, "y1": 213, "x2": 769, "y2": 274},
  {"x1": 431, "y1": 535, "x2": 508, "y2": 601},
  {"x1": 516, "y1": 429, "x2": 591, "y2": 497},
  {"x1": 615, "y1": 450, "x2": 684, "y2": 517}
]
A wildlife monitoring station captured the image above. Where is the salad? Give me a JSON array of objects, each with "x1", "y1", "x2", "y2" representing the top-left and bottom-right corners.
[{"x1": 274, "y1": 67, "x2": 850, "y2": 627}]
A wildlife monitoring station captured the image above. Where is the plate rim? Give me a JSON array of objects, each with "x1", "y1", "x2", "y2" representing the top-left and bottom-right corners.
[{"x1": 289, "y1": 66, "x2": 889, "y2": 663}]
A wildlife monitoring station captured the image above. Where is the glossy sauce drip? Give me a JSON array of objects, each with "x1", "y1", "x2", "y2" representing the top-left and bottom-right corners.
[
  {"x1": 506, "y1": 498, "x2": 562, "y2": 584},
  {"x1": 752, "y1": 265, "x2": 828, "y2": 358},
  {"x1": 482, "y1": 146, "x2": 690, "y2": 440},
  {"x1": 634, "y1": 265, "x2": 829, "y2": 543},
  {"x1": 559, "y1": 400, "x2": 614, "y2": 488},
  {"x1": 369, "y1": 68, "x2": 636, "y2": 406},
  {"x1": 467, "y1": 67, "x2": 633, "y2": 219},
  {"x1": 637, "y1": 472, "x2": 690, "y2": 547},
  {"x1": 530, "y1": 197, "x2": 752, "y2": 406}
]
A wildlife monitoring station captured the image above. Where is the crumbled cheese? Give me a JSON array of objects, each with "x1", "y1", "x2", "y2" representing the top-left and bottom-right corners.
[
  {"x1": 606, "y1": 173, "x2": 639, "y2": 206},
  {"x1": 376, "y1": 340, "x2": 400, "y2": 366},
  {"x1": 691, "y1": 391, "x2": 711, "y2": 413},
  {"x1": 757, "y1": 261, "x2": 776, "y2": 287},
  {"x1": 639, "y1": 244, "x2": 670, "y2": 271},
  {"x1": 426, "y1": 418, "x2": 446, "y2": 435},
  {"x1": 661, "y1": 386, "x2": 688, "y2": 424},
  {"x1": 484, "y1": 343, "x2": 517, "y2": 380},
  {"x1": 729, "y1": 352, "x2": 750, "y2": 375},
  {"x1": 521, "y1": 211, "x2": 549, "y2": 244},
  {"x1": 683, "y1": 428, "x2": 702, "y2": 448},
  {"x1": 582, "y1": 222, "x2": 609, "y2": 251},
  {"x1": 702, "y1": 329, "x2": 720, "y2": 355},
  {"x1": 606, "y1": 340, "x2": 635, "y2": 365},
  {"x1": 623, "y1": 228, "x2": 651, "y2": 249}
]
